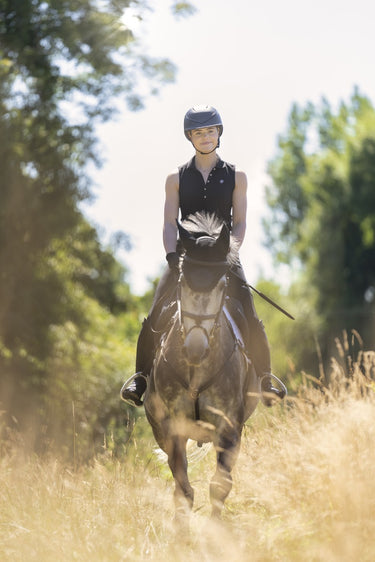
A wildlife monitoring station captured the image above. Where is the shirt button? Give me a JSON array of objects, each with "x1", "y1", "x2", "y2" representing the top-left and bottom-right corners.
[{"x1": 203, "y1": 195, "x2": 207, "y2": 199}]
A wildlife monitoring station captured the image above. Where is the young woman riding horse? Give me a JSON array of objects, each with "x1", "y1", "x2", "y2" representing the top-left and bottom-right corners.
[
  {"x1": 143, "y1": 212, "x2": 260, "y2": 522},
  {"x1": 121, "y1": 105, "x2": 285, "y2": 407}
]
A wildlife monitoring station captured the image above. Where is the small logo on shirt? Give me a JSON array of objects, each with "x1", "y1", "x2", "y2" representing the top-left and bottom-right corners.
[{"x1": 220, "y1": 179, "x2": 224, "y2": 183}]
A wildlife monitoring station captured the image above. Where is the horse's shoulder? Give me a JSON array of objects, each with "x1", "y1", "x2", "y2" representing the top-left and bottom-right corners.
[
  {"x1": 153, "y1": 298, "x2": 177, "y2": 333},
  {"x1": 223, "y1": 303, "x2": 245, "y2": 349}
]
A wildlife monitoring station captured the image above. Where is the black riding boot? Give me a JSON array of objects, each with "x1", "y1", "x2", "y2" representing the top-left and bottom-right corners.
[
  {"x1": 121, "y1": 265, "x2": 178, "y2": 406},
  {"x1": 260, "y1": 373, "x2": 286, "y2": 406},
  {"x1": 121, "y1": 266, "x2": 178, "y2": 406},
  {"x1": 245, "y1": 317, "x2": 285, "y2": 405},
  {"x1": 228, "y1": 268, "x2": 286, "y2": 406},
  {"x1": 120, "y1": 373, "x2": 147, "y2": 407},
  {"x1": 120, "y1": 317, "x2": 154, "y2": 406}
]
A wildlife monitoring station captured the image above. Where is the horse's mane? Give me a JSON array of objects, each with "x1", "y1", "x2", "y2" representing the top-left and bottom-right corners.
[{"x1": 181, "y1": 212, "x2": 240, "y2": 266}]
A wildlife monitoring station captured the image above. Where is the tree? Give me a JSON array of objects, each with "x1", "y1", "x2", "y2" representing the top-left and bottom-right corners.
[
  {"x1": 265, "y1": 89, "x2": 375, "y2": 367},
  {"x1": 0, "y1": 0, "x2": 195, "y2": 441}
]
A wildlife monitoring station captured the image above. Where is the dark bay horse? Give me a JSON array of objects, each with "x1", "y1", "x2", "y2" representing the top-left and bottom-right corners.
[{"x1": 143, "y1": 212, "x2": 260, "y2": 524}]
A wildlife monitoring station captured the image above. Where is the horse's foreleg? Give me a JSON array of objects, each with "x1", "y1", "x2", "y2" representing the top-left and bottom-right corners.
[
  {"x1": 210, "y1": 432, "x2": 241, "y2": 518},
  {"x1": 167, "y1": 436, "x2": 194, "y2": 528}
]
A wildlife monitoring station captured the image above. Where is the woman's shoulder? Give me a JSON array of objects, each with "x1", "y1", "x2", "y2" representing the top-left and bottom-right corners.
[
  {"x1": 234, "y1": 168, "x2": 247, "y2": 178},
  {"x1": 234, "y1": 169, "x2": 247, "y2": 190},
  {"x1": 165, "y1": 169, "x2": 179, "y2": 191}
]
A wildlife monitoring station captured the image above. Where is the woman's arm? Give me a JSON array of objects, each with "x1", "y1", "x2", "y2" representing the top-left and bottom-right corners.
[
  {"x1": 232, "y1": 170, "x2": 248, "y2": 247},
  {"x1": 163, "y1": 171, "x2": 180, "y2": 254}
]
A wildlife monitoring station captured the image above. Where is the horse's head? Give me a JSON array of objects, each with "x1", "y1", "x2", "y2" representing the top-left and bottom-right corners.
[
  {"x1": 176, "y1": 212, "x2": 237, "y2": 366},
  {"x1": 177, "y1": 212, "x2": 233, "y2": 292}
]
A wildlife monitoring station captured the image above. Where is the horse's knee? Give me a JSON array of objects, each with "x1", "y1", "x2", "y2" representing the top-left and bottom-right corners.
[{"x1": 216, "y1": 432, "x2": 241, "y2": 471}]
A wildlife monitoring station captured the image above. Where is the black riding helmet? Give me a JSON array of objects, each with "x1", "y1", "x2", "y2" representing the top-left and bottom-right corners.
[
  {"x1": 184, "y1": 105, "x2": 223, "y2": 154},
  {"x1": 184, "y1": 105, "x2": 223, "y2": 139}
]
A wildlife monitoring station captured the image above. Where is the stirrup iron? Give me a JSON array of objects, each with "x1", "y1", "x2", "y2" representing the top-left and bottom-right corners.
[
  {"x1": 260, "y1": 373, "x2": 287, "y2": 405},
  {"x1": 120, "y1": 372, "x2": 147, "y2": 407}
]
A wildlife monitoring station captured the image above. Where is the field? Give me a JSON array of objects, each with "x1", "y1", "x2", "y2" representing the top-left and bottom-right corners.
[{"x1": 1, "y1": 352, "x2": 375, "y2": 562}]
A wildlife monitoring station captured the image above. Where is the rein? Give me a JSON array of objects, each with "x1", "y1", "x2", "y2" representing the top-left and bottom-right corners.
[{"x1": 183, "y1": 255, "x2": 229, "y2": 267}]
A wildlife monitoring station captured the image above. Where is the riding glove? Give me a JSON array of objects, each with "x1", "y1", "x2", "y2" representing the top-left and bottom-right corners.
[{"x1": 166, "y1": 252, "x2": 180, "y2": 271}]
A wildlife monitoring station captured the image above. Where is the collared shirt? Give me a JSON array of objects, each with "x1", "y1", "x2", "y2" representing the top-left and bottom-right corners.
[{"x1": 178, "y1": 156, "x2": 235, "y2": 230}]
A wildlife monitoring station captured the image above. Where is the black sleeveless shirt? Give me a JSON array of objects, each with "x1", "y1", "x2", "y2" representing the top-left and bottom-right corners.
[{"x1": 178, "y1": 157, "x2": 235, "y2": 230}]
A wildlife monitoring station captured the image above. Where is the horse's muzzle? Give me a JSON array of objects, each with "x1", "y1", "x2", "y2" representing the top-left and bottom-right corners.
[{"x1": 182, "y1": 325, "x2": 210, "y2": 366}]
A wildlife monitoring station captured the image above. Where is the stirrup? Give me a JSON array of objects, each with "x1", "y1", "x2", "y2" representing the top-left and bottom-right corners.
[
  {"x1": 120, "y1": 372, "x2": 147, "y2": 407},
  {"x1": 260, "y1": 373, "x2": 287, "y2": 405}
]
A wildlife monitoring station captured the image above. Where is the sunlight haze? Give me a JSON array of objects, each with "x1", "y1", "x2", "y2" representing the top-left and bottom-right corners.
[{"x1": 82, "y1": 0, "x2": 375, "y2": 294}]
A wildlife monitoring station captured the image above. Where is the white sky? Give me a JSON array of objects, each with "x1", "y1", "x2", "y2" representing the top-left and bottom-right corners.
[{"x1": 81, "y1": 0, "x2": 375, "y2": 295}]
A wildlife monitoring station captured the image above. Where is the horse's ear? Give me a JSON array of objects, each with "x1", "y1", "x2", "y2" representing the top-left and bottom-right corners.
[
  {"x1": 217, "y1": 223, "x2": 230, "y2": 252},
  {"x1": 177, "y1": 220, "x2": 194, "y2": 244}
]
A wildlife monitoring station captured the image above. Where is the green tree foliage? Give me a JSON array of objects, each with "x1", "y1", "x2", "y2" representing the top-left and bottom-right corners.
[
  {"x1": 0, "y1": 0, "x2": 195, "y2": 455},
  {"x1": 0, "y1": 0, "x2": 180, "y2": 114},
  {"x1": 265, "y1": 89, "x2": 375, "y2": 367}
]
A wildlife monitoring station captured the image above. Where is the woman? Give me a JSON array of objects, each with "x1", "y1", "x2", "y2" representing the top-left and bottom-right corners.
[{"x1": 121, "y1": 105, "x2": 285, "y2": 407}]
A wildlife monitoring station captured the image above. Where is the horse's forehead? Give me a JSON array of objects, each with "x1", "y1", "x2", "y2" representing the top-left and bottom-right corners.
[
  {"x1": 182, "y1": 288, "x2": 211, "y2": 308},
  {"x1": 182, "y1": 262, "x2": 228, "y2": 293},
  {"x1": 181, "y1": 276, "x2": 226, "y2": 308}
]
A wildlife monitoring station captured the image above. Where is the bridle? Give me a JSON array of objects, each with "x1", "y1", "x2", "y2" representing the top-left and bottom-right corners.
[
  {"x1": 158, "y1": 252, "x2": 246, "y2": 419},
  {"x1": 176, "y1": 254, "x2": 229, "y2": 350}
]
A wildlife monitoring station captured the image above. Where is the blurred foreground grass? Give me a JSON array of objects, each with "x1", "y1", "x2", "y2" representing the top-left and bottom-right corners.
[{"x1": 1, "y1": 351, "x2": 375, "y2": 561}]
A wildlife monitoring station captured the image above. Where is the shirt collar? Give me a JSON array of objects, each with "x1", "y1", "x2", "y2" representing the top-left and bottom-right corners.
[{"x1": 187, "y1": 156, "x2": 224, "y2": 170}]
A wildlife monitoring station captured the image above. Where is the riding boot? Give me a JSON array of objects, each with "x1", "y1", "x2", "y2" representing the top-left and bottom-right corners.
[
  {"x1": 120, "y1": 373, "x2": 147, "y2": 407},
  {"x1": 260, "y1": 373, "x2": 286, "y2": 407},
  {"x1": 228, "y1": 267, "x2": 286, "y2": 406},
  {"x1": 120, "y1": 317, "x2": 154, "y2": 406},
  {"x1": 246, "y1": 316, "x2": 286, "y2": 406}
]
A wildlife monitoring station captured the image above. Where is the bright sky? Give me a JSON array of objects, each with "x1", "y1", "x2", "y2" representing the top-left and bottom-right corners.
[{"x1": 81, "y1": 0, "x2": 375, "y2": 295}]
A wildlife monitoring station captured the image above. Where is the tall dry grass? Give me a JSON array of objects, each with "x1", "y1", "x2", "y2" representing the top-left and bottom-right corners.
[{"x1": 1, "y1": 349, "x2": 375, "y2": 561}]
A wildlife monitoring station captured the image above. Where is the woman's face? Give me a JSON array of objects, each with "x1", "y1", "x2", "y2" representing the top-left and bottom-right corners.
[{"x1": 189, "y1": 127, "x2": 219, "y2": 152}]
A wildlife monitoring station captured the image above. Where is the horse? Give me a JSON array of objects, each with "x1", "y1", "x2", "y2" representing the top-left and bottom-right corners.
[{"x1": 143, "y1": 212, "x2": 260, "y2": 526}]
